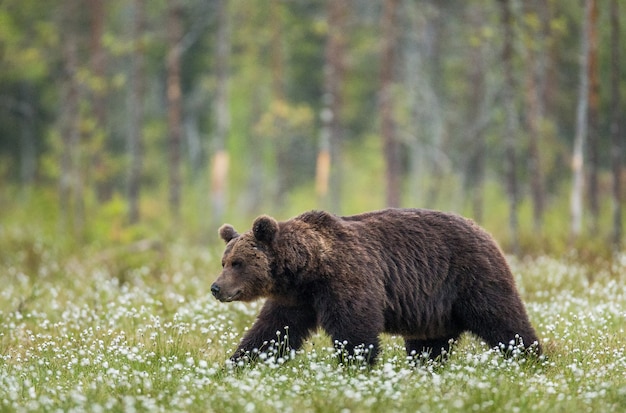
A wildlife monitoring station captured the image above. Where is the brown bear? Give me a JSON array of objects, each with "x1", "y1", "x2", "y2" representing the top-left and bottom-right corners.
[{"x1": 211, "y1": 208, "x2": 541, "y2": 365}]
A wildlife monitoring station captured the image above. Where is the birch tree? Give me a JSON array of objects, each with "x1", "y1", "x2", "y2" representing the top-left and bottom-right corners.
[
  {"x1": 586, "y1": 0, "x2": 600, "y2": 235},
  {"x1": 571, "y1": 0, "x2": 592, "y2": 239},
  {"x1": 317, "y1": 0, "x2": 348, "y2": 213}
]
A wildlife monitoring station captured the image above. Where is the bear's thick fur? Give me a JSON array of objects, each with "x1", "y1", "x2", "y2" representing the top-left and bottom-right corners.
[{"x1": 211, "y1": 208, "x2": 541, "y2": 364}]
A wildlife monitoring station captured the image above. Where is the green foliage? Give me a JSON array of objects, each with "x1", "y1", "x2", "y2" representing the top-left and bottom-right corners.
[
  {"x1": 0, "y1": 1, "x2": 55, "y2": 81},
  {"x1": 1, "y1": 0, "x2": 626, "y2": 256}
]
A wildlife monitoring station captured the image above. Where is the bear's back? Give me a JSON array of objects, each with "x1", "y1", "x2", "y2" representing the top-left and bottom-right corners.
[
  {"x1": 295, "y1": 208, "x2": 502, "y2": 275},
  {"x1": 339, "y1": 208, "x2": 480, "y2": 242},
  {"x1": 334, "y1": 207, "x2": 507, "y2": 292}
]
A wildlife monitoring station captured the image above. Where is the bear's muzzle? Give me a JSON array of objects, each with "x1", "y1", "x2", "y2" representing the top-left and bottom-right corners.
[{"x1": 210, "y1": 282, "x2": 242, "y2": 302}]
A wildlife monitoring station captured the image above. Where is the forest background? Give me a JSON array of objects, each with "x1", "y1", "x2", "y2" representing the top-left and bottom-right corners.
[{"x1": 0, "y1": 0, "x2": 624, "y2": 258}]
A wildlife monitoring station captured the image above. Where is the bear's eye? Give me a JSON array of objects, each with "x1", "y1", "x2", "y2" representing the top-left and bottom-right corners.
[{"x1": 231, "y1": 260, "x2": 243, "y2": 269}]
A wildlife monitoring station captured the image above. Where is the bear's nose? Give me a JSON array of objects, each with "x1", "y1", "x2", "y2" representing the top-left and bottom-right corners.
[{"x1": 210, "y1": 283, "x2": 220, "y2": 297}]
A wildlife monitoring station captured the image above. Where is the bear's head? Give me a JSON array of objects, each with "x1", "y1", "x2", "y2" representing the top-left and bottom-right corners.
[{"x1": 210, "y1": 215, "x2": 279, "y2": 302}]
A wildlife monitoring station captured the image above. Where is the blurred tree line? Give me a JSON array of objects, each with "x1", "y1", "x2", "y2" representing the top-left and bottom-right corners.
[{"x1": 0, "y1": 0, "x2": 624, "y2": 254}]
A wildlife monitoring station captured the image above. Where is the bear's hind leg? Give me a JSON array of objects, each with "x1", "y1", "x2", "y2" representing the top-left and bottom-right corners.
[
  {"x1": 476, "y1": 323, "x2": 541, "y2": 356},
  {"x1": 465, "y1": 310, "x2": 542, "y2": 356},
  {"x1": 405, "y1": 337, "x2": 456, "y2": 362}
]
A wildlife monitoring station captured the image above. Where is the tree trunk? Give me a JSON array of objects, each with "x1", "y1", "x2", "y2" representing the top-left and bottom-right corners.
[
  {"x1": 586, "y1": 0, "x2": 600, "y2": 235},
  {"x1": 211, "y1": 0, "x2": 230, "y2": 226},
  {"x1": 89, "y1": 0, "x2": 106, "y2": 127},
  {"x1": 464, "y1": 4, "x2": 487, "y2": 224},
  {"x1": 317, "y1": 0, "x2": 348, "y2": 213},
  {"x1": 380, "y1": 0, "x2": 400, "y2": 208},
  {"x1": 523, "y1": 0, "x2": 545, "y2": 233},
  {"x1": 167, "y1": 0, "x2": 183, "y2": 223},
  {"x1": 89, "y1": 0, "x2": 111, "y2": 202},
  {"x1": 128, "y1": 0, "x2": 145, "y2": 224},
  {"x1": 610, "y1": 0, "x2": 622, "y2": 250},
  {"x1": 499, "y1": 0, "x2": 519, "y2": 255},
  {"x1": 19, "y1": 83, "x2": 36, "y2": 190},
  {"x1": 571, "y1": 0, "x2": 592, "y2": 239},
  {"x1": 269, "y1": 0, "x2": 289, "y2": 207},
  {"x1": 244, "y1": 92, "x2": 265, "y2": 217},
  {"x1": 270, "y1": 0, "x2": 285, "y2": 102},
  {"x1": 59, "y1": 37, "x2": 75, "y2": 230},
  {"x1": 538, "y1": 0, "x2": 558, "y2": 127},
  {"x1": 60, "y1": 3, "x2": 84, "y2": 236}
]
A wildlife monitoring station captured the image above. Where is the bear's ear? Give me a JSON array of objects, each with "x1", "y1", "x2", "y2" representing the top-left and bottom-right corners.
[
  {"x1": 218, "y1": 224, "x2": 239, "y2": 243},
  {"x1": 252, "y1": 215, "x2": 279, "y2": 244}
]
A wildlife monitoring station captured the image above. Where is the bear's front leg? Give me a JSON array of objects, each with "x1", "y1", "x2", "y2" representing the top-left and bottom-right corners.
[
  {"x1": 230, "y1": 299, "x2": 317, "y2": 364},
  {"x1": 318, "y1": 303, "x2": 383, "y2": 365}
]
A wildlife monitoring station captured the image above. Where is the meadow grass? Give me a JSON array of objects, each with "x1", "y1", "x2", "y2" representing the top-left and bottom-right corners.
[{"x1": 1, "y1": 229, "x2": 625, "y2": 412}]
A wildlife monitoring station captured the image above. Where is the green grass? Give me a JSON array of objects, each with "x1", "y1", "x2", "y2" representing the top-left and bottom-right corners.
[{"x1": 1, "y1": 230, "x2": 625, "y2": 412}]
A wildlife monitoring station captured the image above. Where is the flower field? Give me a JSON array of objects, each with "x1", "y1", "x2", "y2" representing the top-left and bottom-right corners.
[{"x1": 1, "y1": 236, "x2": 625, "y2": 412}]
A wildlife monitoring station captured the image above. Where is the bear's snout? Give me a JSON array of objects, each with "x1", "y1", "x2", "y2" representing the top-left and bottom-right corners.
[{"x1": 210, "y1": 281, "x2": 242, "y2": 302}]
